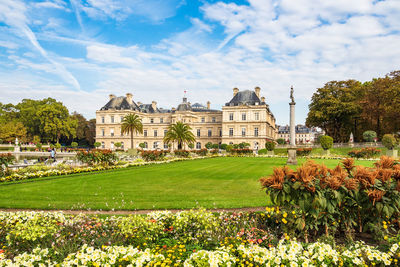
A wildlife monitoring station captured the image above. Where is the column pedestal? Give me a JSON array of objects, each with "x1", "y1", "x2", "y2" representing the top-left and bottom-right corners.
[{"x1": 287, "y1": 147, "x2": 297, "y2": 165}]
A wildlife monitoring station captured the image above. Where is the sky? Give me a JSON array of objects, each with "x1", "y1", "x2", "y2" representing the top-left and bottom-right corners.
[{"x1": 0, "y1": 0, "x2": 399, "y2": 125}]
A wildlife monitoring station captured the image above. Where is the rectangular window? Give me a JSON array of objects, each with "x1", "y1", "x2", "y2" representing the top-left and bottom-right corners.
[
  {"x1": 197, "y1": 129, "x2": 200, "y2": 137},
  {"x1": 101, "y1": 116, "x2": 105, "y2": 123},
  {"x1": 110, "y1": 128, "x2": 114, "y2": 137},
  {"x1": 144, "y1": 130, "x2": 147, "y2": 137},
  {"x1": 154, "y1": 130, "x2": 157, "y2": 137},
  {"x1": 164, "y1": 129, "x2": 167, "y2": 136},
  {"x1": 255, "y1": 112, "x2": 259, "y2": 120},
  {"x1": 153, "y1": 142, "x2": 158, "y2": 149},
  {"x1": 101, "y1": 129, "x2": 105, "y2": 136},
  {"x1": 164, "y1": 143, "x2": 168, "y2": 149},
  {"x1": 208, "y1": 130, "x2": 212, "y2": 137},
  {"x1": 242, "y1": 113, "x2": 246, "y2": 121},
  {"x1": 101, "y1": 142, "x2": 105, "y2": 149},
  {"x1": 120, "y1": 116, "x2": 124, "y2": 122},
  {"x1": 201, "y1": 117, "x2": 205, "y2": 123},
  {"x1": 150, "y1": 118, "x2": 154, "y2": 123},
  {"x1": 229, "y1": 128, "x2": 233, "y2": 137},
  {"x1": 160, "y1": 118, "x2": 163, "y2": 123},
  {"x1": 242, "y1": 127, "x2": 246, "y2": 137},
  {"x1": 196, "y1": 142, "x2": 201, "y2": 149},
  {"x1": 212, "y1": 117, "x2": 216, "y2": 123},
  {"x1": 254, "y1": 127, "x2": 259, "y2": 137},
  {"x1": 219, "y1": 129, "x2": 222, "y2": 137},
  {"x1": 111, "y1": 116, "x2": 114, "y2": 123},
  {"x1": 229, "y1": 113, "x2": 233, "y2": 121}
]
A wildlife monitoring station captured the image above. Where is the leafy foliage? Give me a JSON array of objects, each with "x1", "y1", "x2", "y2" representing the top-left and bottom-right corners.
[
  {"x1": 363, "y1": 130, "x2": 377, "y2": 142},
  {"x1": 0, "y1": 153, "x2": 14, "y2": 176},
  {"x1": 141, "y1": 150, "x2": 167, "y2": 161},
  {"x1": 348, "y1": 147, "x2": 381, "y2": 158},
  {"x1": 320, "y1": 135, "x2": 333, "y2": 150},
  {"x1": 265, "y1": 141, "x2": 275, "y2": 151},
  {"x1": 382, "y1": 134, "x2": 397, "y2": 150},
  {"x1": 296, "y1": 148, "x2": 312, "y2": 156},
  {"x1": 276, "y1": 138, "x2": 286, "y2": 145},
  {"x1": 121, "y1": 114, "x2": 143, "y2": 149},
  {"x1": 260, "y1": 157, "x2": 400, "y2": 242},
  {"x1": 76, "y1": 150, "x2": 118, "y2": 166},
  {"x1": 163, "y1": 122, "x2": 195, "y2": 150}
]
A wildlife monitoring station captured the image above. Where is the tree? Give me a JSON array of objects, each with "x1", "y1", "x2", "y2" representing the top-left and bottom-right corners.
[
  {"x1": 71, "y1": 142, "x2": 78, "y2": 148},
  {"x1": 163, "y1": 121, "x2": 195, "y2": 150},
  {"x1": 265, "y1": 141, "x2": 275, "y2": 151},
  {"x1": 114, "y1": 142, "x2": 122, "y2": 149},
  {"x1": 0, "y1": 121, "x2": 27, "y2": 143},
  {"x1": 363, "y1": 131, "x2": 377, "y2": 142},
  {"x1": 36, "y1": 101, "x2": 77, "y2": 143},
  {"x1": 94, "y1": 142, "x2": 101, "y2": 148},
  {"x1": 382, "y1": 134, "x2": 397, "y2": 150},
  {"x1": 121, "y1": 114, "x2": 143, "y2": 149},
  {"x1": 306, "y1": 80, "x2": 362, "y2": 142}
]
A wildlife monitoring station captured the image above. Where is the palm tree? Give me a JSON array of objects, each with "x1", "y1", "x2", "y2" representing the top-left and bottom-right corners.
[
  {"x1": 163, "y1": 121, "x2": 196, "y2": 150},
  {"x1": 121, "y1": 114, "x2": 143, "y2": 149}
]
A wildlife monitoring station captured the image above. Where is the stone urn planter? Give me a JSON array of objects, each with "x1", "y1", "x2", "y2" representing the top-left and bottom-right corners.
[
  {"x1": 267, "y1": 150, "x2": 274, "y2": 156},
  {"x1": 322, "y1": 149, "x2": 330, "y2": 156}
]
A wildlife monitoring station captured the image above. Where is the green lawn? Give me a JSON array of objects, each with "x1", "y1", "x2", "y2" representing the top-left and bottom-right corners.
[{"x1": 0, "y1": 157, "x2": 374, "y2": 210}]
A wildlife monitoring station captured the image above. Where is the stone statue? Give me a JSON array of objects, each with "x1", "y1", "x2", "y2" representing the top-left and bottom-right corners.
[
  {"x1": 290, "y1": 86, "x2": 295, "y2": 103},
  {"x1": 15, "y1": 137, "x2": 19, "y2": 145}
]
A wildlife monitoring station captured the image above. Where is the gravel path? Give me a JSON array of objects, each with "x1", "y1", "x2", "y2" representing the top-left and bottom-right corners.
[{"x1": 0, "y1": 207, "x2": 266, "y2": 215}]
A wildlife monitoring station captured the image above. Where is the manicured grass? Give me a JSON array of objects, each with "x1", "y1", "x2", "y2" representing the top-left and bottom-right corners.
[
  {"x1": 0, "y1": 157, "x2": 374, "y2": 210},
  {"x1": 274, "y1": 146, "x2": 387, "y2": 156}
]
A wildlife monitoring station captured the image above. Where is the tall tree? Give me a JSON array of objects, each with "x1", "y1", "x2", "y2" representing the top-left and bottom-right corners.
[
  {"x1": 163, "y1": 121, "x2": 196, "y2": 150},
  {"x1": 121, "y1": 114, "x2": 143, "y2": 149},
  {"x1": 0, "y1": 121, "x2": 27, "y2": 143},
  {"x1": 306, "y1": 80, "x2": 362, "y2": 142},
  {"x1": 36, "y1": 101, "x2": 77, "y2": 143}
]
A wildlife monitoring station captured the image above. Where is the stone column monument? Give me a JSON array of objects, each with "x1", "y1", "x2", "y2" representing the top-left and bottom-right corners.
[{"x1": 286, "y1": 86, "x2": 298, "y2": 165}]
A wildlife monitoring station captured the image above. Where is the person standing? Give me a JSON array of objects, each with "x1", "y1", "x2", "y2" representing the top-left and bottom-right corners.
[{"x1": 50, "y1": 148, "x2": 56, "y2": 162}]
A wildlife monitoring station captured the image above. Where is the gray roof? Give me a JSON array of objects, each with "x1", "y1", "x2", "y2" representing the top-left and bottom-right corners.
[
  {"x1": 100, "y1": 96, "x2": 140, "y2": 111},
  {"x1": 278, "y1": 125, "x2": 312, "y2": 134},
  {"x1": 139, "y1": 104, "x2": 160, "y2": 113},
  {"x1": 225, "y1": 90, "x2": 265, "y2": 106},
  {"x1": 176, "y1": 97, "x2": 192, "y2": 111}
]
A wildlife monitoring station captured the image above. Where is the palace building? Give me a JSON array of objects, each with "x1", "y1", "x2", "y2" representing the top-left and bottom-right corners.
[{"x1": 95, "y1": 87, "x2": 277, "y2": 150}]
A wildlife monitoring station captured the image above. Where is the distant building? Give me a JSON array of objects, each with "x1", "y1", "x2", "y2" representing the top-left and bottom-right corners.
[
  {"x1": 277, "y1": 125, "x2": 323, "y2": 144},
  {"x1": 96, "y1": 87, "x2": 277, "y2": 150}
]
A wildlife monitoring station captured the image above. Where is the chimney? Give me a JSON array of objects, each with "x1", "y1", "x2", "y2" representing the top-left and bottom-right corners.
[
  {"x1": 126, "y1": 93, "x2": 133, "y2": 104},
  {"x1": 207, "y1": 101, "x2": 210, "y2": 109},
  {"x1": 152, "y1": 101, "x2": 157, "y2": 110},
  {"x1": 109, "y1": 94, "x2": 116, "y2": 100},
  {"x1": 233, "y1": 87, "x2": 239, "y2": 96},
  {"x1": 261, "y1": 96, "x2": 265, "y2": 103},
  {"x1": 255, "y1": 86, "x2": 261, "y2": 98}
]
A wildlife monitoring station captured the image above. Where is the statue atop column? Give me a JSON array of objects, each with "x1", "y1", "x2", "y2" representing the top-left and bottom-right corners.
[{"x1": 287, "y1": 86, "x2": 298, "y2": 165}]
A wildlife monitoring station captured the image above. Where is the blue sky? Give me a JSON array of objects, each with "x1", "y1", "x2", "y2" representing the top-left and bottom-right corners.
[{"x1": 0, "y1": 0, "x2": 400, "y2": 125}]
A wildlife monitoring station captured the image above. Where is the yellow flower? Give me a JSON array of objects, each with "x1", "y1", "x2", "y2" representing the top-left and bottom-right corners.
[
  {"x1": 282, "y1": 218, "x2": 287, "y2": 224},
  {"x1": 283, "y1": 212, "x2": 287, "y2": 218},
  {"x1": 384, "y1": 236, "x2": 388, "y2": 240}
]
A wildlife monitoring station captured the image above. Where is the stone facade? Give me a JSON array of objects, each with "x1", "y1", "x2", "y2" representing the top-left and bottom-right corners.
[
  {"x1": 277, "y1": 124, "x2": 323, "y2": 144},
  {"x1": 96, "y1": 87, "x2": 277, "y2": 150}
]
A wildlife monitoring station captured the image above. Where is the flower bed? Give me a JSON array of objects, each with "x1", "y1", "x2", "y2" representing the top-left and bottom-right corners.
[
  {"x1": 1, "y1": 210, "x2": 400, "y2": 266},
  {"x1": 260, "y1": 156, "x2": 400, "y2": 242}
]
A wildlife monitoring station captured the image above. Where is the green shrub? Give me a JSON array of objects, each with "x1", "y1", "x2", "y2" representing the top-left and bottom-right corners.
[
  {"x1": 265, "y1": 141, "x2": 275, "y2": 151},
  {"x1": 55, "y1": 143, "x2": 61, "y2": 149},
  {"x1": 0, "y1": 153, "x2": 14, "y2": 176},
  {"x1": 188, "y1": 143, "x2": 194, "y2": 149},
  {"x1": 210, "y1": 149, "x2": 219, "y2": 155},
  {"x1": 276, "y1": 138, "x2": 286, "y2": 145},
  {"x1": 212, "y1": 144, "x2": 219, "y2": 149},
  {"x1": 363, "y1": 130, "x2": 377, "y2": 142},
  {"x1": 36, "y1": 143, "x2": 42, "y2": 150},
  {"x1": 238, "y1": 142, "x2": 250, "y2": 149},
  {"x1": 382, "y1": 134, "x2": 397, "y2": 150},
  {"x1": 94, "y1": 142, "x2": 101, "y2": 148},
  {"x1": 71, "y1": 142, "x2": 78, "y2": 148},
  {"x1": 220, "y1": 144, "x2": 227, "y2": 150},
  {"x1": 230, "y1": 149, "x2": 253, "y2": 155},
  {"x1": 320, "y1": 135, "x2": 333, "y2": 150},
  {"x1": 139, "y1": 143, "x2": 146, "y2": 149},
  {"x1": 205, "y1": 142, "x2": 213, "y2": 149}
]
